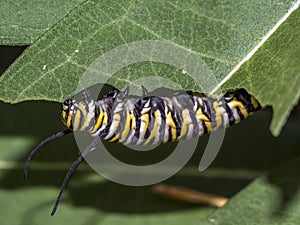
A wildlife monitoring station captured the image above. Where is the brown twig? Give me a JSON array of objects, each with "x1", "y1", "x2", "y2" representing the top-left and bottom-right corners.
[{"x1": 152, "y1": 184, "x2": 228, "y2": 207}]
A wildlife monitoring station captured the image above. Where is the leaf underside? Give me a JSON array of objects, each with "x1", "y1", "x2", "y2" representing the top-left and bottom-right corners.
[{"x1": 0, "y1": 0, "x2": 299, "y2": 136}]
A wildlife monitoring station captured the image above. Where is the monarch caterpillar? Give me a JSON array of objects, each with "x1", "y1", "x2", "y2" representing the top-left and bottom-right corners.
[{"x1": 23, "y1": 85, "x2": 261, "y2": 215}]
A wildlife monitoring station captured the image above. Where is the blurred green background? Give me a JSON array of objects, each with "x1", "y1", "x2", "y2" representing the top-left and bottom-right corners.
[{"x1": 0, "y1": 46, "x2": 299, "y2": 224}]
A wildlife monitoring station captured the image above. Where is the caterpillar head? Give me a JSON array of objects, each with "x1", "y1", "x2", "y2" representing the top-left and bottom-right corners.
[
  {"x1": 61, "y1": 90, "x2": 96, "y2": 131},
  {"x1": 61, "y1": 86, "x2": 120, "y2": 132}
]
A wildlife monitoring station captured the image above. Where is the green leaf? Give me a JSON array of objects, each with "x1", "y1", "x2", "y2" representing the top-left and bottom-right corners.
[
  {"x1": 200, "y1": 156, "x2": 300, "y2": 225},
  {"x1": 221, "y1": 3, "x2": 300, "y2": 136},
  {"x1": 0, "y1": 0, "x2": 299, "y2": 136},
  {"x1": 0, "y1": 0, "x2": 85, "y2": 45}
]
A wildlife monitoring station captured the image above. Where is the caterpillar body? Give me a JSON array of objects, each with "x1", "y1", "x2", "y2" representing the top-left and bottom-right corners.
[
  {"x1": 62, "y1": 86, "x2": 261, "y2": 145},
  {"x1": 24, "y1": 85, "x2": 261, "y2": 215}
]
